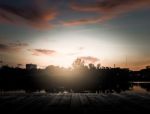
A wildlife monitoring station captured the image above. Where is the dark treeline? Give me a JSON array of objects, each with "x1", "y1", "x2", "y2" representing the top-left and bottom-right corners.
[
  {"x1": 129, "y1": 68, "x2": 150, "y2": 81},
  {"x1": 0, "y1": 59, "x2": 150, "y2": 93}
]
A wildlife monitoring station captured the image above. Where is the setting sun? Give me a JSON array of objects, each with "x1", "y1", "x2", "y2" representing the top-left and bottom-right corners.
[{"x1": 0, "y1": 0, "x2": 150, "y2": 113}]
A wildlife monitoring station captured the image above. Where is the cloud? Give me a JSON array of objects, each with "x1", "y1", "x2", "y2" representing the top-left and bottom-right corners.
[
  {"x1": 9, "y1": 42, "x2": 28, "y2": 47},
  {"x1": 28, "y1": 49, "x2": 57, "y2": 56},
  {"x1": 67, "y1": 52, "x2": 80, "y2": 56},
  {"x1": 79, "y1": 56, "x2": 100, "y2": 63},
  {"x1": 0, "y1": 41, "x2": 28, "y2": 52},
  {"x1": 71, "y1": 0, "x2": 150, "y2": 13},
  {"x1": 66, "y1": 47, "x2": 85, "y2": 56},
  {"x1": 63, "y1": 15, "x2": 113, "y2": 26},
  {"x1": 0, "y1": 44, "x2": 10, "y2": 51},
  {"x1": 78, "y1": 47, "x2": 84, "y2": 50},
  {"x1": 0, "y1": 0, "x2": 57, "y2": 29},
  {"x1": 1, "y1": 0, "x2": 150, "y2": 28},
  {"x1": 64, "y1": 0, "x2": 150, "y2": 26}
]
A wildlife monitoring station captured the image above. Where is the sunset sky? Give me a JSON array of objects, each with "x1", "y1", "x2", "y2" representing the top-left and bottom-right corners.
[{"x1": 0, "y1": 0, "x2": 150, "y2": 70}]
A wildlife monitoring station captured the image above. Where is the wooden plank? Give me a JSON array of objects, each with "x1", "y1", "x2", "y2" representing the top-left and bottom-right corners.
[{"x1": 0, "y1": 93, "x2": 150, "y2": 113}]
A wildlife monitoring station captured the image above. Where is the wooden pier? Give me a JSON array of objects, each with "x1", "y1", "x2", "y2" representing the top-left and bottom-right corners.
[{"x1": 0, "y1": 92, "x2": 150, "y2": 113}]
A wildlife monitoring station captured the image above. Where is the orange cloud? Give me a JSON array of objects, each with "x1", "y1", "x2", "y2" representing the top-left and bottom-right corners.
[
  {"x1": 64, "y1": 0, "x2": 150, "y2": 26},
  {"x1": 63, "y1": 15, "x2": 114, "y2": 26},
  {"x1": 0, "y1": 1, "x2": 57, "y2": 29},
  {"x1": 28, "y1": 49, "x2": 57, "y2": 56}
]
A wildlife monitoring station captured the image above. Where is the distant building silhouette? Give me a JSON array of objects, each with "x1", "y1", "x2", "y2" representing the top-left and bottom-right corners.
[
  {"x1": 26, "y1": 64, "x2": 37, "y2": 70},
  {"x1": 146, "y1": 66, "x2": 150, "y2": 69},
  {"x1": 0, "y1": 56, "x2": 3, "y2": 67},
  {"x1": 0, "y1": 60, "x2": 2, "y2": 68}
]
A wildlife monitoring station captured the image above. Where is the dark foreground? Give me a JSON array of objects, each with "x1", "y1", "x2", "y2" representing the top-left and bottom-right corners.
[{"x1": 0, "y1": 92, "x2": 150, "y2": 113}]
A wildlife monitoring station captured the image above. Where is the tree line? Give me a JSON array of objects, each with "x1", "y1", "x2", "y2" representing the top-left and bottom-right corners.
[{"x1": 0, "y1": 58, "x2": 150, "y2": 93}]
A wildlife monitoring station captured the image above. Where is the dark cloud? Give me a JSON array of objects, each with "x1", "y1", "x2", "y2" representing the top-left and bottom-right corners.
[
  {"x1": 79, "y1": 56, "x2": 100, "y2": 63},
  {"x1": 1, "y1": 0, "x2": 150, "y2": 28},
  {"x1": 28, "y1": 49, "x2": 57, "y2": 56},
  {"x1": 64, "y1": 0, "x2": 150, "y2": 26},
  {"x1": 0, "y1": 41, "x2": 28, "y2": 52},
  {"x1": 71, "y1": 0, "x2": 150, "y2": 13},
  {"x1": 0, "y1": 0, "x2": 57, "y2": 29},
  {"x1": 0, "y1": 44, "x2": 10, "y2": 51},
  {"x1": 9, "y1": 42, "x2": 28, "y2": 47}
]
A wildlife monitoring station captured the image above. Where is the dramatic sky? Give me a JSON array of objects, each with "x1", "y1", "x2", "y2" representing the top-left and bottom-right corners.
[{"x1": 0, "y1": 0, "x2": 150, "y2": 70}]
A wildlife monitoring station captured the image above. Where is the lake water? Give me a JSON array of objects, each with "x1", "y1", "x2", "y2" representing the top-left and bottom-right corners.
[
  {"x1": 131, "y1": 82, "x2": 150, "y2": 93},
  {"x1": 0, "y1": 82, "x2": 150, "y2": 94}
]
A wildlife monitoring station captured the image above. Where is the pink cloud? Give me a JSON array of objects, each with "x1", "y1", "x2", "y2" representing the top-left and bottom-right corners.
[{"x1": 28, "y1": 49, "x2": 57, "y2": 56}]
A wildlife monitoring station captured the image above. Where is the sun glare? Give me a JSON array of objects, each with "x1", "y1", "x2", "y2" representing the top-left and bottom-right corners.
[{"x1": 29, "y1": 30, "x2": 129, "y2": 69}]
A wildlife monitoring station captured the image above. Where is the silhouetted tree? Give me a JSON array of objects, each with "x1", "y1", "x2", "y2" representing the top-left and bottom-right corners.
[{"x1": 1, "y1": 58, "x2": 148, "y2": 93}]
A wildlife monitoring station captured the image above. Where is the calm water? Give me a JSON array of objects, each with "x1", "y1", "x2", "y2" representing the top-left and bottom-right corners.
[
  {"x1": 131, "y1": 82, "x2": 150, "y2": 93},
  {"x1": 0, "y1": 82, "x2": 150, "y2": 94}
]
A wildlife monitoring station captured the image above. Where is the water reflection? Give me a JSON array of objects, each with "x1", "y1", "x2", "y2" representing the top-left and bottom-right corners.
[{"x1": 131, "y1": 82, "x2": 150, "y2": 93}]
